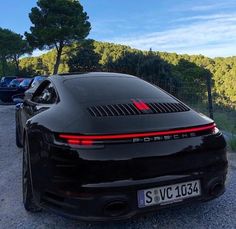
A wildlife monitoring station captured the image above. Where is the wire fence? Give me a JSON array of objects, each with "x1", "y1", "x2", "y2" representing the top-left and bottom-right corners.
[{"x1": 151, "y1": 80, "x2": 236, "y2": 135}]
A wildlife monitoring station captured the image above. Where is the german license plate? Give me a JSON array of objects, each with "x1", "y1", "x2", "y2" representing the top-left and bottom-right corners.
[{"x1": 138, "y1": 180, "x2": 201, "y2": 208}]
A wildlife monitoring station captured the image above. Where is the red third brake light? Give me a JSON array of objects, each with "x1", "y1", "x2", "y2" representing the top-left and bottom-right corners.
[{"x1": 132, "y1": 99, "x2": 150, "y2": 111}]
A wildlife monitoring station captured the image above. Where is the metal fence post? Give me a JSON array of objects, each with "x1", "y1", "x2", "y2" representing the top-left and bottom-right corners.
[{"x1": 206, "y1": 74, "x2": 214, "y2": 119}]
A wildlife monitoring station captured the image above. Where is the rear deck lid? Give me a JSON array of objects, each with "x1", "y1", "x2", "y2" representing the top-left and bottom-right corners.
[{"x1": 61, "y1": 74, "x2": 212, "y2": 134}]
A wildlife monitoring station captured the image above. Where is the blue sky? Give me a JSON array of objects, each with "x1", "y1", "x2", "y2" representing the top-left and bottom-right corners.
[{"x1": 1, "y1": 0, "x2": 236, "y2": 57}]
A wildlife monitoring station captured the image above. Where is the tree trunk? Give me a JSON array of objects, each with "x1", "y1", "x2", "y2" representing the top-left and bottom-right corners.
[
  {"x1": 13, "y1": 54, "x2": 20, "y2": 76},
  {"x1": 53, "y1": 44, "x2": 63, "y2": 75}
]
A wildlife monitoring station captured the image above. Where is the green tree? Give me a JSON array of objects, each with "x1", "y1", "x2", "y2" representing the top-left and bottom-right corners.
[
  {"x1": 68, "y1": 40, "x2": 101, "y2": 72},
  {"x1": 25, "y1": 0, "x2": 91, "y2": 75},
  {"x1": 19, "y1": 57, "x2": 49, "y2": 76},
  {"x1": 10, "y1": 35, "x2": 32, "y2": 74},
  {"x1": 19, "y1": 40, "x2": 236, "y2": 110},
  {"x1": 0, "y1": 28, "x2": 30, "y2": 75},
  {"x1": 0, "y1": 28, "x2": 10, "y2": 75}
]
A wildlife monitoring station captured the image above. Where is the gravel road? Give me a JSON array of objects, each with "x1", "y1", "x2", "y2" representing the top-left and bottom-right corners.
[{"x1": 0, "y1": 105, "x2": 235, "y2": 229}]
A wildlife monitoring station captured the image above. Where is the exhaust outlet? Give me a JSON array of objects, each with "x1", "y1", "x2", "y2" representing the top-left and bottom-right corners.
[
  {"x1": 104, "y1": 201, "x2": 128, "y2": 217},
  {"x1": 210, "y1": 183, "x2": 224, "y2": 197}
]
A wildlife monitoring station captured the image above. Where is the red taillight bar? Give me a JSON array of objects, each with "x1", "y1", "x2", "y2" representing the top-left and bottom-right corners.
[{"x1": 59, "y1": 123, "x2": 216, "y2": 142}]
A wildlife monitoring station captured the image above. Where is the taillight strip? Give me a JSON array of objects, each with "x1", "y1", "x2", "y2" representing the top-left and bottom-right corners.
[{"x1": 59, "y1": 123, "x2": 216, "y2": 141}]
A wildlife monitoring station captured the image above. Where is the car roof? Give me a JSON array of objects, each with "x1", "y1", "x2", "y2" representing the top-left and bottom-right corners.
[
  {"x1": 54, "y1": 72, "x2": 136, "y2": 81},
  {"x1": 21, "y1": 78, "x2": 33, "y2": 82},
  {"x1": 2, "y1": 76, "x2": 17, "y2": 79},
  {"x1": 13, "y1": 78, "x2": 25, "y2": 81},
  {"x1": 45, "y1": 72, "x2": 139, "y2": 101}
]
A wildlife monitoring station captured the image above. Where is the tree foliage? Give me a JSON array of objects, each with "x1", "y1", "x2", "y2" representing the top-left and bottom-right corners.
[
  {"x1": 68, "y1": 40, "x2": 101, "y2": 72},
  {"x1": 0, "y1": 28, "x2": 31, "y2": 75},
  {"x1": 19, "y1": 40, "x2": 236, "y2": 109},
  {"x1": 25, "y1": 0, "x2": 91, "y2": 74}
]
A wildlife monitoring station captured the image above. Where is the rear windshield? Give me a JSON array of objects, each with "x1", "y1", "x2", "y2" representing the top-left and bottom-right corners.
[
  {"x1": 20, "y1": 79, "x2": 32, "y2": 87},
  {"x1": 9, "y1": 79, "x2": 21, "y2": 86},
  {"x1": 64, "y1": 76, "x2": 175, "y2": 104}
]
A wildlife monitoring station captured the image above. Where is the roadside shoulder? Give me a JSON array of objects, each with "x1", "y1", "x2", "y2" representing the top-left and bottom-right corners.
[{"x1": 228, "y1": 152, "x2": 236, "y2": 170}]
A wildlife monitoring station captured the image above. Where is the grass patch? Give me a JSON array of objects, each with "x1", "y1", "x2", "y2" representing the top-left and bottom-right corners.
[
  {"x1": 186, "y1": 104, "x2": 236, "y2": 151},
  {"x1": 214, "y1": 111, "x2": 236, "y2": 152},
  {"x1": 214, "y1": 112, "x2": 236, "y2": 133}
]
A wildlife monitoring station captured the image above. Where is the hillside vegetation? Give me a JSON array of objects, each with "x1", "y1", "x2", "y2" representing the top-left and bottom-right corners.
[{"x1": 18, "y1": 40, "x2": 236, "y2": 110}]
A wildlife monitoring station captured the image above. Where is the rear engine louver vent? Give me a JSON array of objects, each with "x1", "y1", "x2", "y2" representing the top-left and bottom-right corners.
[{"x1": 88, "y1": 102, "x2": 190, "y2": 117}]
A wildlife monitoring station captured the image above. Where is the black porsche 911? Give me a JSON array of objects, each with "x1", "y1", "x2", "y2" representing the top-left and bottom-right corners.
[{"x1": 15, "y1": 72, "x2": 228, "y2": 221}]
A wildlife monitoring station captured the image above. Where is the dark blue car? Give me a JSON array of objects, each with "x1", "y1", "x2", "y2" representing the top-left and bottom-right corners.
[
  {"x1": 12, "y1": 76, "x2": 47, "y2": 104},
  {"x1": 8, "y1": 78, "x2": 25, "y2": 88},
  {"x1": 0, "y1": 76, "x2": 17, "y2": 87},
  {"x1": 0, "y1": 78, "x2": 33, "y2": 103}
]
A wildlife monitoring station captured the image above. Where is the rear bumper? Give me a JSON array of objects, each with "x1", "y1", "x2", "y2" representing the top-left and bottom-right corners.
[
  {"x1": 28, "y1": 131, "x2": 228, "y2": 221},
  {"x1": 35, "y1": 164, "x2": 227, "y2": 222}
]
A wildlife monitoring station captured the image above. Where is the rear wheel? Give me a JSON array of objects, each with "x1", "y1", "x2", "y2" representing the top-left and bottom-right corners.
[{"x1": 22, "y1": 137, "x2": 41, "y2": 212}]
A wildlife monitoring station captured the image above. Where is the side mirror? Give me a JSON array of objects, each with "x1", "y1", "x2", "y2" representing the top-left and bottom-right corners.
[
  {"x1": 24, "y1": 90, "x2": 33, "y2": 100},
  {"x1": 24, "y1": 98, "x2": 37, "y2": 107}
]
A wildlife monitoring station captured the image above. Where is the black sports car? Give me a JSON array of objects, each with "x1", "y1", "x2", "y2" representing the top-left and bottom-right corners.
[{"x1": 15, "y1": 72, "x2": 228, "y2": 221}]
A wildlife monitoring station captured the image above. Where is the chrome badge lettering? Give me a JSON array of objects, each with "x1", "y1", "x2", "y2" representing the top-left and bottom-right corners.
[{"x1": 132, "y1": 132, "x2": 196, "y2": 143}]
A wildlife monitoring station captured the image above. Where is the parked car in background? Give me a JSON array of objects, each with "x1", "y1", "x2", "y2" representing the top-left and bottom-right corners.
[
  {"x1": 18, "y1": 78, "x2": 33, "y2": 90},
  {"x1": 31, "y1": 76, "x2": 47, "y2": 88},
  {"x1": 0, "y1": 76, "x2": 17, "y2": 87},
  {"x1": 24, "y1": 76, "x2": 47, "y2": 100},
  {"x1": 8, "y1": 78, "x2": 25, "y2": 88},
  {"x1": 0, "y1": 78, "x2": 33, "y2": 103},
  {"x1": 12, "y1": 76, "x2": 47, "y2": 104}
]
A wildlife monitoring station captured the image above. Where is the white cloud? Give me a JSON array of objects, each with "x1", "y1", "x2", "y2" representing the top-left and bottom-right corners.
[
  {"x1": 171, "y1": 1, "x2": 236, "y2": 12},
  {"x1": 175, "y1": 14, "x2": 235, "y2": 22},
  {"x1": 110, "y1": 14, "x2": 236, "y2": 57}
]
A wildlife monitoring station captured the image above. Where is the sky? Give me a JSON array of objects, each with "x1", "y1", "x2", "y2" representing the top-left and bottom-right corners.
[{"x1": 1, "y1": 0, "x2": 236, "y2": 57}]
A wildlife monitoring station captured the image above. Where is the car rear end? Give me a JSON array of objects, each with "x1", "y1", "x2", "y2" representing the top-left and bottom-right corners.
[{"x1": 29, "y1": 74, "x2": 228, "y2": 221}]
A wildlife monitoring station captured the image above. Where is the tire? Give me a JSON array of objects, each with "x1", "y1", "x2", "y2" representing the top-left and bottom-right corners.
[
  {"x1": 16, "y1": 123, "x2": 22, "y2": 148},
  {"x1": 22, "y1": 137, "x2": 42, "y2": 212},
  {"x1": 1, "y1": 97, "x2": 8, "y2": 103}
]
